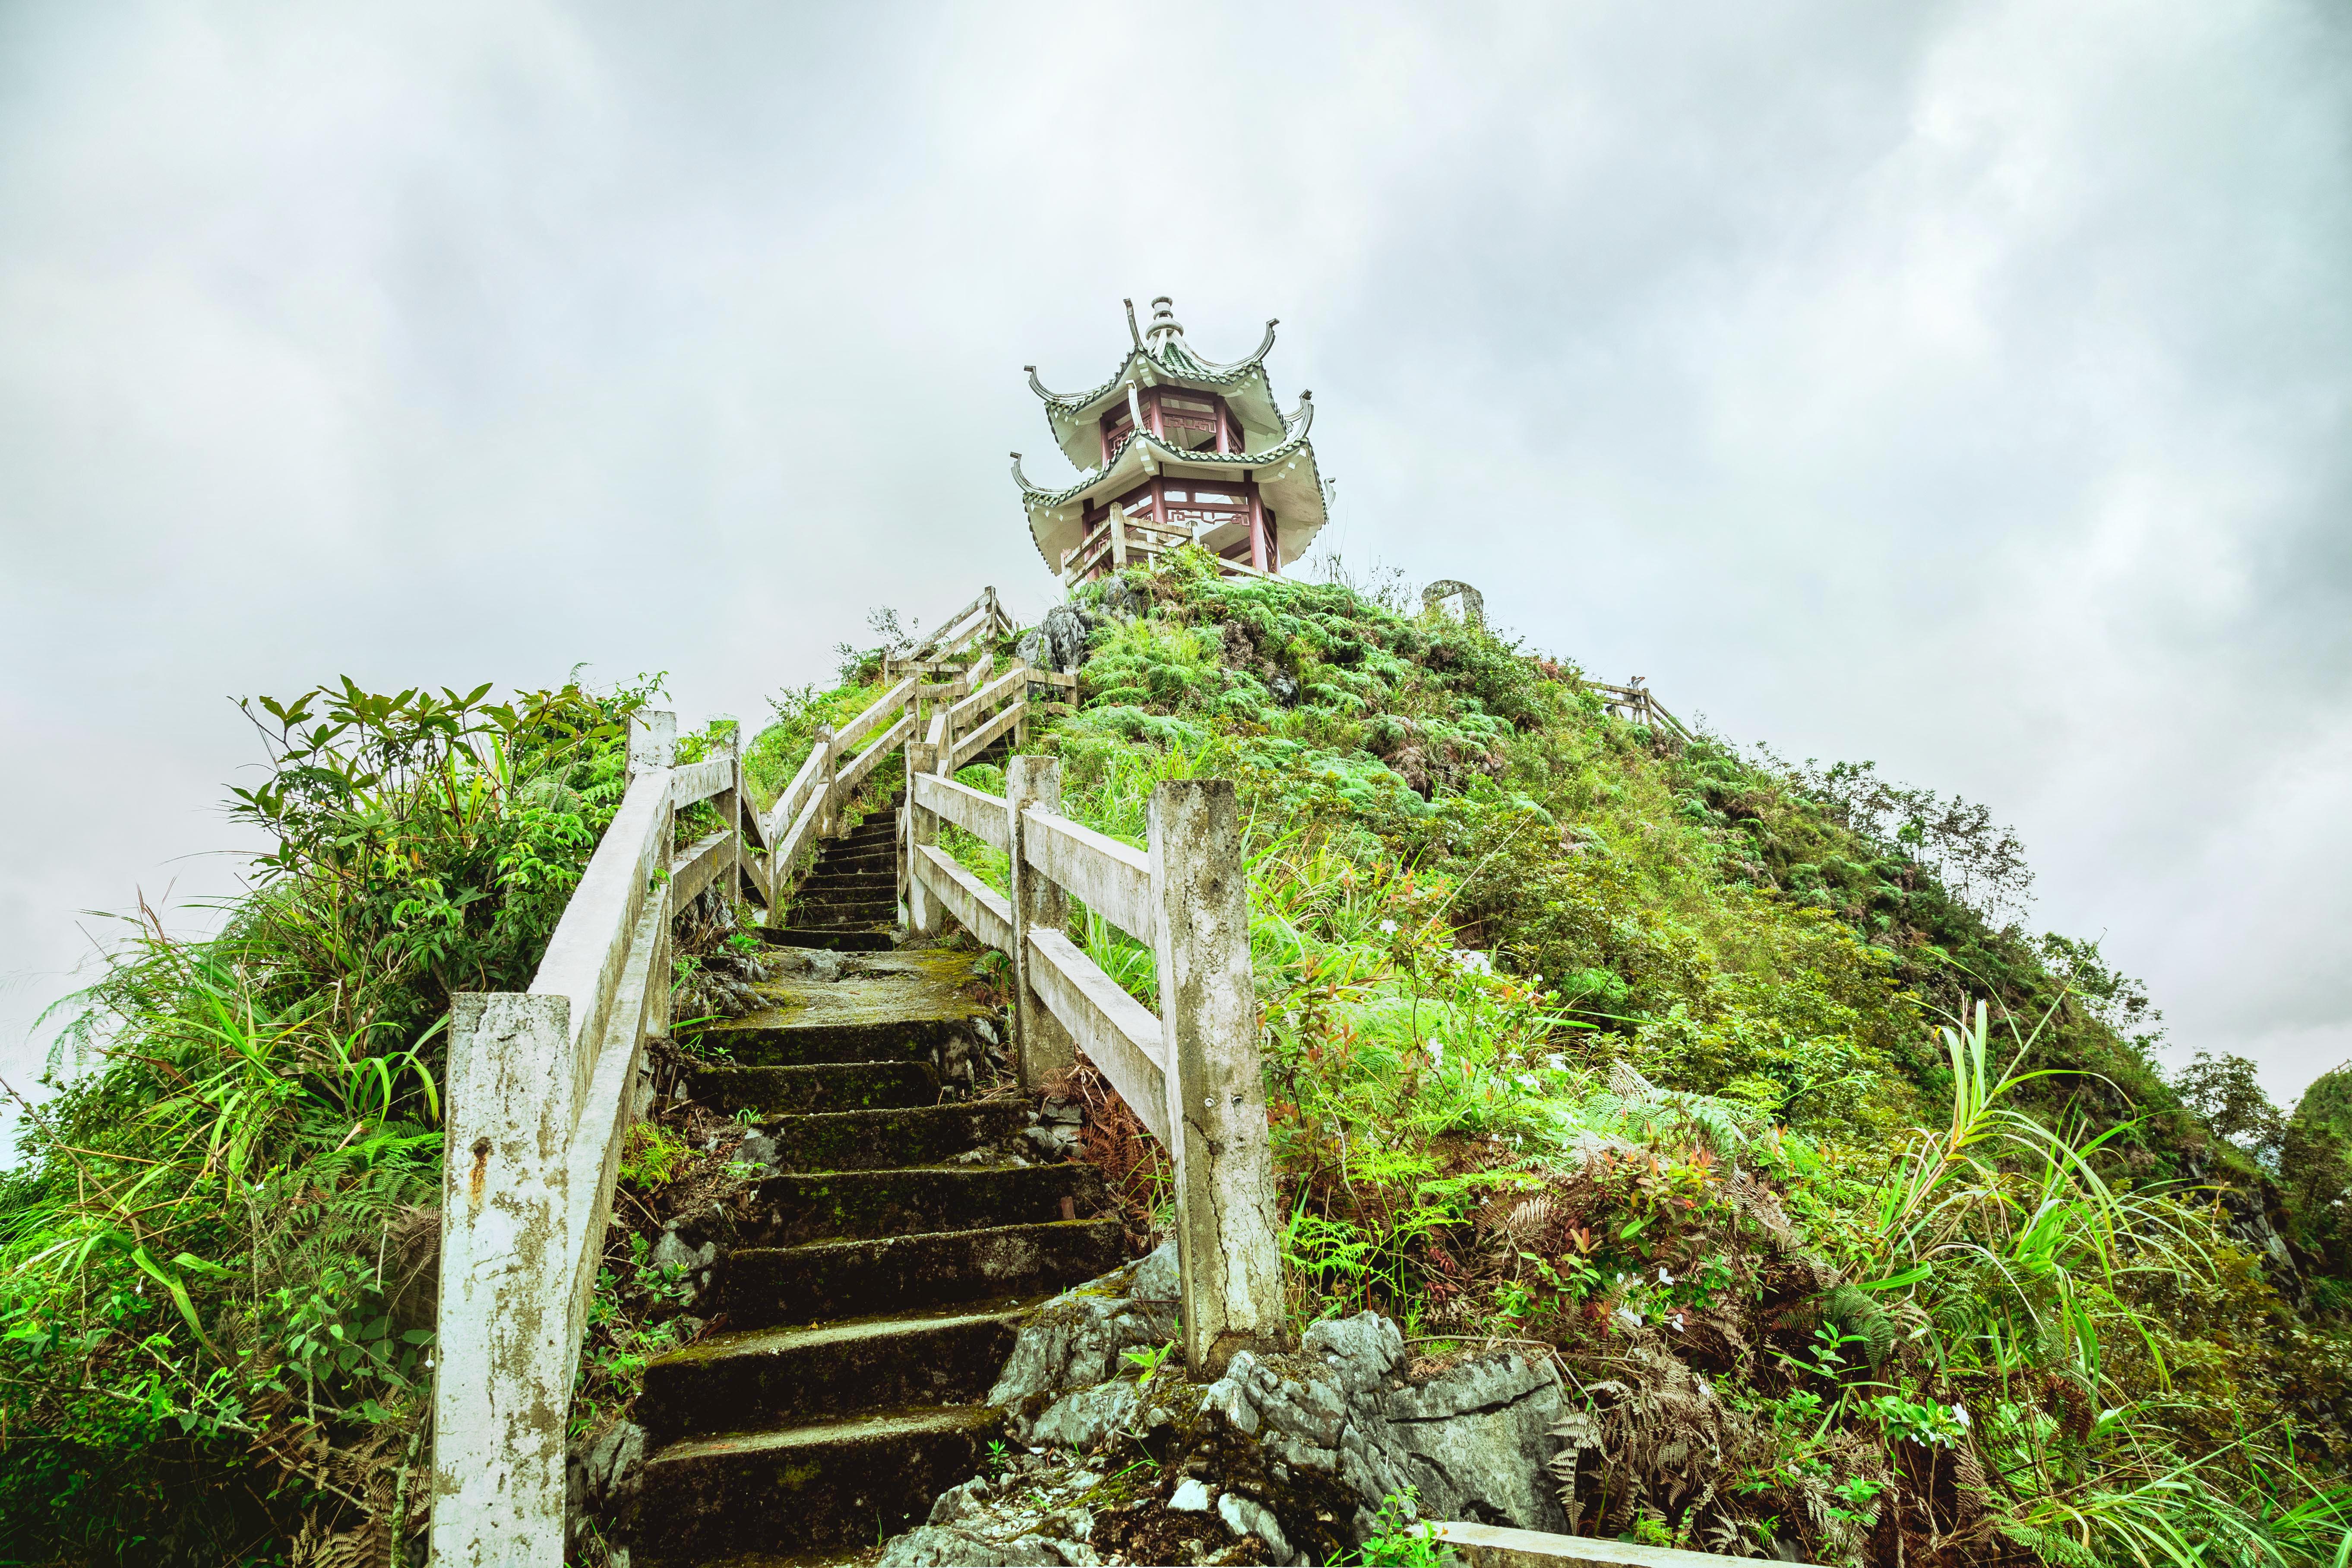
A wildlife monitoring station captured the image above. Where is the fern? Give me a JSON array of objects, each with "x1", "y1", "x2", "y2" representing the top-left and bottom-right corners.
[{"x1": 1822, "y1": 1283, "x2": 1896, "y2": 1367}]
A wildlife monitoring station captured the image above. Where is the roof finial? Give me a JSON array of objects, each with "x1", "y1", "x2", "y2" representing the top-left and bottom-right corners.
[
  {"x1": 1145, "y1": 295, "x2": 1185, "y2": 350},
  {"x1": 1122, "y1": 298, "x2": 1143, "y2": 351}
]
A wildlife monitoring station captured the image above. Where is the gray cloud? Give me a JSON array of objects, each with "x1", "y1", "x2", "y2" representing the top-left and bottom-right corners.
[{"x1": 3, "y1": 0, "x2": 2347, "y2": 1129}]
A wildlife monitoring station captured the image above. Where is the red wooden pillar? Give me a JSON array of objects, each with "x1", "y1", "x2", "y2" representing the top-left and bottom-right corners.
[
  {"x1": 1146, "y1": 387, "x2": 1165, "y2": 444},
  {"x1": 1246, "y1": 478, "x2": 1269, "y2": 572}
]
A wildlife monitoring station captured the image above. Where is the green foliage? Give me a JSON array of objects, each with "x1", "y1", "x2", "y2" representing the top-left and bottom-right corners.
[{"x1": 1, "y1": 673, "x2": 648, "y2": 1563}]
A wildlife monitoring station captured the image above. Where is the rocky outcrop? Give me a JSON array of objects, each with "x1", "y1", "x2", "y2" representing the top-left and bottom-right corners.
[
  {"x1": 1201, "y1": 1312, "x2": 1568, "y2": 1536},
  {"x1": 888, "y1": 1249, "x2": 1568, "y2": 1565}
]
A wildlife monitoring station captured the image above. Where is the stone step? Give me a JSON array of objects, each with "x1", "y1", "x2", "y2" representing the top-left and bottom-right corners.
[
  {"x1": 792, "y1": 885, "x2": 897, "y2": 908},
  {"x1": 742, "y1": 1163, "x2": 1104, "y2": 1246},
  {"x1": 688, "y1": 1016, "x2": 964, "y2": 1068},
  {"x1": 801, "y1": 868, "x2": 893, "y2": 890},
  {"x1": 636, "y1": 1403, "x2": 1002, "y2": 1559},
  {"x1": 721, "y1": 1219, "x2": 1125, "y2": 1328},
  {"x1": 687, "y1": 1061, "x2": 937, "y2": 1116},
  {"x1": 753, "y1": 1101, "x2": 1025, "y2": 1172},
  {"x1": 762, "y1": 927, "x2": 895, "y2": 952},
  {"x1": 640, "y1": 1303, "x2": 1026, "y2": 1441}
]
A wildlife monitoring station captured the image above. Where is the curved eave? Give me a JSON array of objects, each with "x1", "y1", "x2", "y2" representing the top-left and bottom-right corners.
[
  {"x1": 1019, "y1": 420, "x2": 1327, "y2": 575},
  {"x1": 1033, "y1": 331, "x2": 1284, "y2": 470}
]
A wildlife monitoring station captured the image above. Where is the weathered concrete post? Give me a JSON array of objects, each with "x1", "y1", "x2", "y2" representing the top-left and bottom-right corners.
[
  {"x1": 629, "y1": 709, "x2": 677, "y2": 777},
  {"x1": 717, "y1": 724, "x2": 744, "y2": 904},
  {"x1": 432, "y1": 992, "x2": 578, "y2": 1567},
  {"x1": 814, "y1": 724, "x2": 839, "y2": 840},
  {"x1": 1005, "y1": 756, "x2": 1075, "y2": 1090},
  {"x1": 1148, "y1": 779, "x2": 1284, "y2": 1376},
  {"x1": 906, "y1": 741, "x2": 942, "y2": 938}
]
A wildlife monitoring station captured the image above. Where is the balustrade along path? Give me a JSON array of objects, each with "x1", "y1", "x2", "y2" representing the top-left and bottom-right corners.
[{"x1": 427, "y1": 588, "x2": 1288, "y2": 1566}]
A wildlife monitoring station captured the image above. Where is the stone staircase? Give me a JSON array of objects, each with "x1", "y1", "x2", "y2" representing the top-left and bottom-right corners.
[
  {"x1": 771, "y1": 783, "x2": 904, "y2": 953},
  {"x1": 631, "y1": 944, "x2": 1126, "y2": 1564}
]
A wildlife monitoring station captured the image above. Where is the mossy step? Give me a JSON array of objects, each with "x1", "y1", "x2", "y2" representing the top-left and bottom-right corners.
[
  {"x1": 762, "y1": 928, "x2": 895, "y2": 952},
  {"x1": 743, "y1": 1162, "x2": 1106, "y2": 1246},
  {"x1": 687, "y1": 1015, "x2": 961, "y2": 1068},
  {"x1": 756, "y1": 1101, "x2": 1027, "y2": 1171},
  {"x1": 798, "y1": 872, "x2": 896, "y2": 892},
  {"x1": 686, "y1": 1061, "x2": 936, "y2": 1115},
  {"x1": 720, "y1": 1219, "x2": 1125, "y2": 1327},
  {"x1": 639, "y1": 1303, "x2": 1027, "y2": 1440},
  {"x1": 790, "y1": 893, "x2": 898, "y2": 921},
  {"x1": 635, "y1": 1403, "x2": 1002, "y2": 1557}
]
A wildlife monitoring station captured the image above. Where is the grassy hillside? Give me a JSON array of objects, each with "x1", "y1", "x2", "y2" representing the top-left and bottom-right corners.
[
  {"x1": 0, "y1": 550, "x2": 2346, "y2": 1567},
  {"x1": 923, "y1": 551, "x2": 2352, "y2": 1567}
]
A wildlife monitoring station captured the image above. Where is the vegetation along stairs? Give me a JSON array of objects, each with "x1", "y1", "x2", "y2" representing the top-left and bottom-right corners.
[{"x1": 630, "y1": 942, "x2": 1126, "y2": 1562}]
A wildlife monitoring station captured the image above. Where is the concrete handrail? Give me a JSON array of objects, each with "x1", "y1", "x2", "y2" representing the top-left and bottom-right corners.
[
  {"x1": 904, "y1": 749, "x2": 1283, "y2": 1377},
  {"x1": 433, "y1": 711, "x2": 757, "y2": 1567}
]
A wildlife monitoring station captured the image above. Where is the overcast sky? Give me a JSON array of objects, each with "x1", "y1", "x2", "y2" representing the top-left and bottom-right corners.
[{"x1": 3, "y1": 0, "x2": 2348, "y2": 1125}]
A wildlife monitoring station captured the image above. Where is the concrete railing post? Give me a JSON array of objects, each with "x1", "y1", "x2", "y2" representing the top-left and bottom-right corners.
[
  {"x1": 433, "y1": 992, "x2": 578, "y2": 1568},
  {"x1": 1006, "y1": 756, "x2": 1075, "y2": 1090},
  {"x1": 1148, "y1": 779, "x2": 1284, "y2": 1376},
  {"x1": 814, "y1": 725, "x2": 839, "y2": 839},
  {"x1": 629, "y1": 709, "x2": 677, "y2": 779},
  {"x1": 906, "y1": 741, "x2": 942, "y2": 937},
  {"x1": 719, "y1": 724, "x2": 744, "y2": 904}
]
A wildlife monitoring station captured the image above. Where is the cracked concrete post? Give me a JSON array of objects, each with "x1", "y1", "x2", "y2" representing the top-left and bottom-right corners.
[
  {"x1": 814, "y1": 724, "x2": 839, "y2": 839},
  {"x1": 1006, "y1": 755, "x2": 1075, "y2": 1090},
  {"x1": 906, "y1": 741, "x2": 942, "y2": 937},
  {"x1": 433, "y1": 992, "x2": 576, "y2": 1567},
  {"x1": 1149, "y1": 778, "x2": 1285, "y2": 1376}
]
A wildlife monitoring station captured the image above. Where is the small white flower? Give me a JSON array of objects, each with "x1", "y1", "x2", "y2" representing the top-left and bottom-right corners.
[
  {"x1": 1380, "y1": 920, "x2": 1398, "y2": 934},
  {"x1": 1670, "y1": 1312, "x2": 1686, "y2": 1332},
  {"x1": 1952, "y1": 1404, "x2": 1970, "y2": 1429},
  {"x1": 1658, "y1": 1266, "x2": 1675, "y2": 1286},
  {"x1": 1517, "y1": 1073, "x2": 1539, "y2": 1088},
  {"x1": 1545, "y1": 1055, "x2": 1566, "y2": 1072},
  {"x1": 1428, "y1": 1042, "x2": 1445, "y2": 1067}
]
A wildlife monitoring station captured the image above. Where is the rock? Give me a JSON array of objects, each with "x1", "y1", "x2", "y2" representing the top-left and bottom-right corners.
[
  {"x1": 1027, "y1": 604, "x2": 1093, "y2": 673},
  {"x1": 1031, "y1": 1380, "x2": 1138, "y2": 1453},
  {"x1": 1130, "y1": 1241, "x2": 1178, "y2": 1303},
  {"x1": 878, "y1": 1524, "x2": 1091, "y2": 1567},
  {"x1": 584, "y1": 1420, "x2": 646, "y2": 1507},
  {"x1": 1302, "y1": 1312, "x2": 1402, "y2": 1397},
  {"x1": 650, "y1": 1228, "x2": 715, "y2": 1276},
  {"x1": 930, "y1": 1476, "x2": 993, "y2": 1526},
  {"x1": 1040, "y1": 1099, "x2": 1084, "y2": 1125},
  {"x1": 1024, "y1": 1123, "x2": 1081, "y2": 1160},
  {"x1": 1379, "y1": 1353, "x2": 1566, "y2": 1533},
  {"x1": 1168, "y1": 1477, "x2": 1215, "y2": 1513},
  {"x1": 1218, "y1": 1492, "x2": 1291, "y2": 1560},
  {"x1": 986, "y1": 1247, "x2": 1181, "y2": 1430},
  {"x1": 737, "y1": 1129, "x2": 778, "y2": 1168}
]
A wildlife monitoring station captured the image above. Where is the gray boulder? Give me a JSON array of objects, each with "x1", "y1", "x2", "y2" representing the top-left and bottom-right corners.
[
  {"x1": 1021, "y1": 604, "x2": 1093, "y2": 674},
  {"x1": 988, "y1": 1242, "x2": 1179, "y2": 1434},
  {"x1": 1030, "y1": 1379, "x2": 1139, "y2": 1453},
  {"x1": 878, "y1": 1526, "x2": 1093, "y2": 1567}
]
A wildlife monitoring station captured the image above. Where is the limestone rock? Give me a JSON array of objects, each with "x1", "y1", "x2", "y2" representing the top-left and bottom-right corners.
[
  {"x1": 1218, "y1": 1492, "x2": 1292, "y2": 1560},
  {"x1": 987, "y1": 1243, "x2": 1180, "y2": 1430},
  {"x1": 1031, "y1": 1379, "x2": 1139, "y2": 1453},
  {"x1": 1168, "y1": 1477, "x2": 1214, "y2": 1513},
  {"x1": 878, "y1": 1525, "x2": 1093, "y2": 1567}
]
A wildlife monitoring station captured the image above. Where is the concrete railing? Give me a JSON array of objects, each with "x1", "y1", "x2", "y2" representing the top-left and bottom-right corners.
[
  {"x1": 431, "y1": 710, "x2": 750, "y2": 1568},
  {"x1": 903, "y1": 753, "x2": 1284, "y2": 1377}
]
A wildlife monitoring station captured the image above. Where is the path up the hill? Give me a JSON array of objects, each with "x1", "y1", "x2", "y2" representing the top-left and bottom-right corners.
[
  {"x1": 630, "y1": 942, "x2": 1125, "y2": 1564},
  {"x1": 771, "y1": 786, "x2": 904, "y2": 952}
]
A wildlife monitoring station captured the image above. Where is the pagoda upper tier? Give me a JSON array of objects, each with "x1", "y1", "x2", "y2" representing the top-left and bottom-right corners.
[{"x1": 1014, "y1": 297, "x2": 1327, "y2": 583}]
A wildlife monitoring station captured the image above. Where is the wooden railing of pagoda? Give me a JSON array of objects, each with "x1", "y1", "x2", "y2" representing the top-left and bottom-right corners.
[
  {"x1": 1588, "y1": 680, "x2": 1694, "y2": 744},
  {"x1": 1060, "y1": 510, "x2": 1273, "y2": 586},
  {"x1": 901, "y1": 753, "x2": 1285, "y2": 1377}
]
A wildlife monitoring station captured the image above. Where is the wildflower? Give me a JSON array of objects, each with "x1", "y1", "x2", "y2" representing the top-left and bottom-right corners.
[
  {"x1": 1670, "y1": 1312, "x2": 1686, "y2": 1332},
  {"x1": 1380, "y1": 920, "x2": 1398, "y2": 934},
  {"x1": 1657, "y1": 1266, "x2": 1675, "y2": 1286},
  {"x1": 1545, "y1": 1055, "x2": 1566, "y2": 1072},
  {"x1": 1951, "y1": 1404, "x2": 1969, "y2": 1429},
  {"x1": 1429, "y1": 1042, "x2": 1445, "y2": 1067}
]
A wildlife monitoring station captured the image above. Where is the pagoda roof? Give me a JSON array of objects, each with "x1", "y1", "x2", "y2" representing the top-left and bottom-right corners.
[
  {"x1": 1024, "y1": 297, "x2": 1288, "y2": 471},
  {"x1": 1011, "y1": 390, "x2": 1326, "y2": 575}
]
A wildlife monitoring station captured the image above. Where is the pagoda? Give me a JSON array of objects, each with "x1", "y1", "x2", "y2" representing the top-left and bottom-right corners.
[{"x1": 1013, "y1": 297, "x2": 1327, "y2": 585}]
